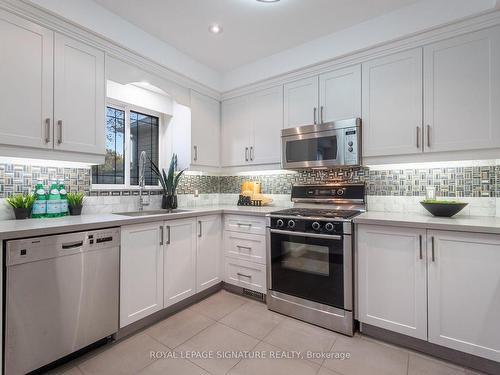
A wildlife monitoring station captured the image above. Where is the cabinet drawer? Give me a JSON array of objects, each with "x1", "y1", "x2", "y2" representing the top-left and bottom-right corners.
[
  {"x1": 224, "y1": 214, "x2": 267, "y2": 235},
  {"x1": 224, "y1": 257, "x2": 266, "y2": 294},
  {"x1": 224, "y1": 231, "x2": 266, "y2": 264}
]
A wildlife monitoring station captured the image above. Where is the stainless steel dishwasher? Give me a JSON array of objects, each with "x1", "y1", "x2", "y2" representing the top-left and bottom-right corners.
[{"x1": 5, "y1": 227, "x2": 120, "y2": 375}]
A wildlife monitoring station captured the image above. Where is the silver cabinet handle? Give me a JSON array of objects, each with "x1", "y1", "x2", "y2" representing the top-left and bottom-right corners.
[
  {"x1": 320, "y1": 106, "x2": 324, "y2": 124},
  {"x1": 250, "y1": 146, "x2": 254, "y2": 161},
  {"x1": 198, "y1": 220, "x2": 202, "y2": 238},
  {"x1": 237, "y1": 223, "x2": 252, "y2": 228},
  {"x1": 236, "y1": 245, "x2": 252, "y2": 252},
  {"x1": 160, "y1": 226, "x2": 164, "y2": 246},
  {"x1": 419, "y1": 234, "x2": 423, "y2": 259},
  {"x1": 416, "y1": 126, "x2": 420, "y2": 149},
  {"x1": 245, "y1": 147, "x2": 249, "y2": 162},
  {"x1": 431, "y1": 236, "x2": 435, "y2": 262},
  {"x1": 426, "y1": 124, "x2": 431, "y2": 148},
  {"x1": 57, "y1": 120, "x2": 63, "y2": 144},
  {"x1": 45, "y1": 118, "x2": 51, "y2": 143},
  {"x1": 237, "y1": 272, "x2": 252, "y2": 279},
  {"x1": 166, "y1": 225, "x2": 171, "y2": 245},
  {"x1": 313, "y1": 107, "x2": 317, "y2": 124},
  {"x1": 193, "y1": 145, "x2": 198, "y2": 162}
]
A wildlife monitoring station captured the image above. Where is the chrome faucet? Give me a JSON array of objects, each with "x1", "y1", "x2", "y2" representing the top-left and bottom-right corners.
[{"x1": 138, "y1": 151, "x2": 150, "y2": 211}]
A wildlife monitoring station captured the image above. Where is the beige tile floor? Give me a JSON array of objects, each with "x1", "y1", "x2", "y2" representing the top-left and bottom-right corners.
[{"x1": 51, "y1": 290, "x2": 487, "y2": 375}]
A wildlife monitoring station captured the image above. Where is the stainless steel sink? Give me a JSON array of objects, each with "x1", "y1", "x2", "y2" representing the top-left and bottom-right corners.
[{"x1": 115, "y1": 209, "x2": 191, "y2": 217}]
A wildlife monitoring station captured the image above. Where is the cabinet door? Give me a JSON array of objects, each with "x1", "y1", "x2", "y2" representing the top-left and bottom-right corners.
[
  {"x1": 196, "y1": 215, "x2": 222, "y2": 292},
  {"x1": 427, "y1": 230, "x2": 500, "y2": 362},
  {"x1": 423, "y1": 26, "x2": 500, "y2": 153},
  {"x1": 54, "y1": 33, "x2": 105, "y2": 155},
  {"x1": 283, "y1": 76, "x2": 319, "y2": 128},
  {"x1": 221, "y1": 95, "x2": 251, "y2": 166},
  {"x1": 319, "y1": 65, "x2": 361, "y2": 123},
  {"x1": 164, "y1": 218, "x2": 197, "y2": 307},
  {"x1": 191, "y1": 90, "x2": 220, "y2": 167},
  {"x1": 357, "y1": 225, "x2": 427, "y2": 340},
  {"x1": 362, "y1": 49, "x2": 423, "y2": 157},
  {"x1": 0, "y1": 10, "x2": 53, "y2": 149},
  {"x1": 120, "y1": 222, "x2": 163, "y2": 327},
  {"x1": 250, "y1": 86, "x2": 283, "y2": 165}
]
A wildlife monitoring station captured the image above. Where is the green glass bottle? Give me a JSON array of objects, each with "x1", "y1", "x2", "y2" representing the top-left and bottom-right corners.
[
  {"x1": 46, "y1": 181, "x2": 61, "y2": 218},
  {"x1": 58, "y1": 178, "x2": 68, "y2": 216},
  {"x1": 31, "y1": 179, "x2": 47, "y2": 218}
]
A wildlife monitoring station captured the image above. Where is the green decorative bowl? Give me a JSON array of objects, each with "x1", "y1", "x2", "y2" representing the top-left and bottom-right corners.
[{"x1": 420, "y1": 200, "x2": 468, "y2": 217}]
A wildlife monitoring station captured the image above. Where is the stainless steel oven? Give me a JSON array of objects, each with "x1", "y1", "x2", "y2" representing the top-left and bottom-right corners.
[{"x1": 281, "y1": 118, "x2": 361, "y2": 170}]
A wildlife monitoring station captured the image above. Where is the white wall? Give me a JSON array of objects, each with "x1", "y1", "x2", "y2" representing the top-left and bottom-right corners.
[{"x1": 222, "y1": 0, "x2": 498, "y2": 91}]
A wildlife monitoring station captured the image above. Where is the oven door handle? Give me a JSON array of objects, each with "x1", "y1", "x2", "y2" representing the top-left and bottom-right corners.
[{"x1": 269, "y1": 228, "x2": 342, "y2": 240}]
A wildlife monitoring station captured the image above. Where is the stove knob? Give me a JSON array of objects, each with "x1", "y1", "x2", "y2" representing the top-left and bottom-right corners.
[
  {"x1": 337, "y1": 189, "x2": 345, "y2": 196},
  {"x1": 325, "y1": 222, "x2": 335, "y2": 232},
  {"x1": 287, "y1": 220, "x2": 296, "y2": 229},
  {"x1": 311, "y1": 222, "x2": 321, "y2": 231},
  {"x1": 276, "y1": 219, "x2": 285, "y2": 228}
]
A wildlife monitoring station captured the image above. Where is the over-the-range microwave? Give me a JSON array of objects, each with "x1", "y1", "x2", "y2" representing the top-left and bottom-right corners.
[{"x1": 281, "y1": 118, "x2": 361, "y2": 170}]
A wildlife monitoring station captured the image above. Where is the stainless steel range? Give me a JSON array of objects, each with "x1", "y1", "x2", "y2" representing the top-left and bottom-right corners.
[{"x1": 266, "y1": 183, "x2": 365, "y2": 336}]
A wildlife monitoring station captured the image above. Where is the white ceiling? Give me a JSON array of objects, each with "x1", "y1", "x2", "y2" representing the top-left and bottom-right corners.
[{"x1": 93, "y1": 0, "x2": 420, "y2": 72}]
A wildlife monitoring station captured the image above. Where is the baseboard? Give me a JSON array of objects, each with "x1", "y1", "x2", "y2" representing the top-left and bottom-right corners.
[
  {"x1": 360, "y1": 323, "x2": 500, "y2": 375},
  {"x1": 222, "y1": 282, "x2": 266, "y2": 303},
  {"x1": 115, "y1": 282, "x2": 223, "y2": 340}
]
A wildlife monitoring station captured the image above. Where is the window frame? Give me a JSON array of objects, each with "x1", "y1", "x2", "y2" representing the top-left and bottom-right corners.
[{"x1": 91, "y1": 99, "x2": 164, "y2": 191}]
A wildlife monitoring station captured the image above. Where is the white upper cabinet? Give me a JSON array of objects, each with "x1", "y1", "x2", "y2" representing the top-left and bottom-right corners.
[
  {"x1": 164, "y1": 218, "x2": 197, "y2": 307},
  {"x1": 284, "y1": 76, "x2": 319, "y2": 128},
  {"x1": 250, "y1": 86, "x2": 283, "y2": 165},
  {"x1": 221, "y1": 95, "x2": 251, "y2": 166},
  {"x1": 362, "y1": 49, "x2": 423, "y2": 157},
  {"x1": 319, "y1": 65, "x2": 361, "y2": 123},
  {"x1": 196, "y1": 215, "x2": 222, "y2": 292},
  {"x1": 54, "y1": 34, "x2": 105, "y2": 155},
  {"x1": 0, "y1": 10, "x2": 53, "y2": 149},
  {"x1": 120, "y1": 222, "x2": 164, "y2": 327},
  {"x1": 357, "y1": 225, "x2": 428, "y2": 340},
  {"x1": 190, "y1": 90, "x2": 220, "y2": 167},
  {"x1": 423, "y1": 26, "x2": 500, "y2": 153},
  {"x1": 427, "y1": 230, "x2": 500, "y2": 362}
]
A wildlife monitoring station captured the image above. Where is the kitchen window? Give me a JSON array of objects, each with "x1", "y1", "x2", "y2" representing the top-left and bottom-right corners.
[{"x1": 92, "y1": 104, "x2": 160, "y2": 188}]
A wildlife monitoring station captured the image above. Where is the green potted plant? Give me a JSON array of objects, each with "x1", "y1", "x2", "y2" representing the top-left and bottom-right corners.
[
  {"x1": 6, "y1": 193, "x2": 36, "y2": 219},
  {"x1": 67, "y1": 192, "x2": 85, "y2": 216},
  {"x1": 150, "y1": 154, "x2": 186, "y2": 210}
]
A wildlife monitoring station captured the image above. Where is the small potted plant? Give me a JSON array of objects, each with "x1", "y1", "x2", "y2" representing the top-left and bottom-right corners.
[
  {"x1": 67, "y1": 192, "x2": 85, "y2": 216},
  {"x1": 150, "y1": 154, "x2": 185, "y2": 210},
  {"x1": 6, "y1": 193, "x2": 36, "y2": 220}
]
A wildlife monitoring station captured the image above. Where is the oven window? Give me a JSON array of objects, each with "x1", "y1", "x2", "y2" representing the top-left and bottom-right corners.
[
  {"x1": 281, "y1": 242, "x2": 329, "y2": 276},
  {"x1": 286, "y1": 135, "x2": 338, "y2": 163},
  {"x1": 270, "y1": 232, "x2": 345, "y2": 308}
]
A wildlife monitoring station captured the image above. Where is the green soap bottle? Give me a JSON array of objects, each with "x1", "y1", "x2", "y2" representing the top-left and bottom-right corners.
[
  {"x1": 31, "y1": 179, "x2": 47, "y2": 218},
  {"x1": 46, "y1": 181, "x2": 61, "y2": 218},
  {"x1": 58, "y1": 178, "x2": 68, "y2": 216}
]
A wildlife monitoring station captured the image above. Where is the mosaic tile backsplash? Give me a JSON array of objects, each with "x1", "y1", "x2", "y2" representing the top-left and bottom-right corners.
[{"x1": 0, "y1": 163, "x2": 498, "y2": 199}]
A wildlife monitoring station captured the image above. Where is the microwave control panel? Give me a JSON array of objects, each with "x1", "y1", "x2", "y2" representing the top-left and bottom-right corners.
[{"x1": 343, "y1": 128, "x2": 358, "y2": 164}]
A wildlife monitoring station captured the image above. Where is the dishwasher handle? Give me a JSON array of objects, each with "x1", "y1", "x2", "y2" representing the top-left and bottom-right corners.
[{"x1": 61, "y1": 240, "x2": 84, "y2": 250}]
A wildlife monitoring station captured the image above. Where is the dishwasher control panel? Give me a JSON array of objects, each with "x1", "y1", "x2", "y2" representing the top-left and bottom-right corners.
[{"x1": 7, "y1": 227, "x2": 121, "y2": 266}]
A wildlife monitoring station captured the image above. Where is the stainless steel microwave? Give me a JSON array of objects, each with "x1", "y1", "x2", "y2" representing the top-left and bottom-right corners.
[{"x1": 281, "y1": 118, "x2": 361, "y2": 170}]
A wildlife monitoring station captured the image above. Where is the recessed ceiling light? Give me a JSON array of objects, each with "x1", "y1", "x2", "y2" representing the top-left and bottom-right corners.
[
  {"x1": 256, "y1": 0, "x2": 280, "y2": 2},
  {"x1": 208, "y1": 23, "x2": 223, "y2": 34}
]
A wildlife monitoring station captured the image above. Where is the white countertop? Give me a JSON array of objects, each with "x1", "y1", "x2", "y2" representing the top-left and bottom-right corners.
[
  {"x1": 0, "y1": 205, "x2": 282, "y2": 241},
  {"x1": 354, "y1": 211, "x2": 500, "y2": 235}
]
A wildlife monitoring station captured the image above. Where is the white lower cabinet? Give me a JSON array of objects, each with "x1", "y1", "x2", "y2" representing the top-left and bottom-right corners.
[
  {"x1": 223, "y1": 214, "x2": 267, "y2": 294},
  {"x1": 120, "y1": 222, "x2": 164, "y2": 327},
  {"x1": 196, "y1": 215, "x2": 222, "y2": 292},
  {"x1": 164, "y1": 218, "x2": 197, "y2": 307},
  {"x1": 357, "y1": 224, "x2": 500, "y2": 362},
  {"x1": 427, "y1": 230, "x2": 500, "y2": 362},
  {"x1": 357, "y1": 225, "x2": 427, "y2": 340}
]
